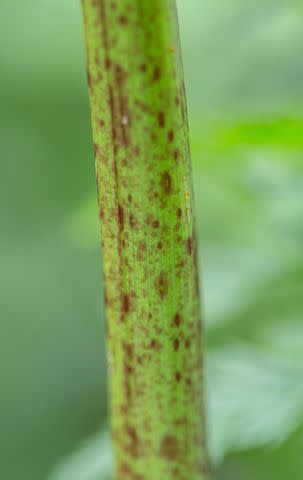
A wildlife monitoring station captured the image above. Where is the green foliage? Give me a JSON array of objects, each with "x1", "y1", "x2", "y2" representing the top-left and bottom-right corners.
[
  {"x1": 48, "y1": 434, "x2": 112, "y2": 480},
  {"x1": 49, "y1": 336, "x2": 303, "y2": 478},
  {"x1": 1, "y1": 0, "x2": 303, "y2": 479}
]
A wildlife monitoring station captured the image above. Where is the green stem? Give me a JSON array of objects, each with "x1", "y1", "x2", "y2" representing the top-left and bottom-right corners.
[{"x1": 81, "y1": 1, "x2": 211, "y2": 478}]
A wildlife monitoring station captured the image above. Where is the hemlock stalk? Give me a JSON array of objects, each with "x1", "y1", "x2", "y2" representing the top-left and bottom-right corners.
[{"x1": 81, "y1": 1, "x2": 211, "y2": 478}]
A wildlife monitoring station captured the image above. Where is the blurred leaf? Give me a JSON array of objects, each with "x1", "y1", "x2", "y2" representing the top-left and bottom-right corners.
[
  {"x1": 178, "y1": 0, "x2": 303, "y2": 115},
  {"x1": 48, "y1": 433, "x2": 112, "y2": 480},
  {"x1": 48, "y1": 332, "x2": 303, "y2": 476},
  {"x1": 207, "y1": 342, "x2": 303, "y2": 463}
]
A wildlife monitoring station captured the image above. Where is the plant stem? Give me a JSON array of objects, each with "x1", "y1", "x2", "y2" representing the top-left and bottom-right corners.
[{"x1": 81, "y1": 1, "x2": 211, "y2": 478}]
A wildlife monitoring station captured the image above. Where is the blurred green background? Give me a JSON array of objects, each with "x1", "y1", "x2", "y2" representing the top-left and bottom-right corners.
[{"x1": 1, "y1": 0, "x2": 303, "y2": 478}]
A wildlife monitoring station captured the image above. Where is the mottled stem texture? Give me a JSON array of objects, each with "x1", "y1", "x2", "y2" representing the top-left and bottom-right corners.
[{"x1": 81, "y1": 1, "x2": 211, "y2": 479}]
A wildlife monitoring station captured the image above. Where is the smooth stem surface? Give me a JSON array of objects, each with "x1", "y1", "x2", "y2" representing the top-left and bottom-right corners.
[{"x1": 81, "y1": 1, "x2": 211, "y2": 478}]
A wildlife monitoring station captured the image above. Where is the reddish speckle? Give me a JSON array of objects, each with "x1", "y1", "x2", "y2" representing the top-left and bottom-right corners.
[
  {"x1": 127, "y1": 194, "x2": 132, "y2": 203},
  {"x1": 115, "y1": 64, "x2": 126, "y2": 81},
  {"x1": 124, "y1": 362, "x2": 133, "y2": 376},
  {"x1": 87, "y1": 70, "x2": 93, "y2": 88},
  {"x1": 160, "y1": 435, "x2": 179, "y2": 461},
  {"x1": 138, "y1": 241, "x2": 146, "y2": 251},
  {"x1": 147, "y1": 214, "x2": 159, "y2": 228},
  {"x1": 173, "y1": 149, "x2": 180, "y2": 160},
  {"x1": 104, "y1": 290, "x2": 110, "y2": 306},
  {"x1": 124, "y1": 424, "x2": 142, "y2": 458},
  {"x1": 175, "y1": 372, "x2": 182, "y2": 382},
  {"x1": 158, "y1": 112, "x2": 165, "y2": 128},
  {"x1": 174, "y1": 313, "x2": 181, "y2": 327},
  {"x1": 139, "y1": 63, "x2": 147, "y2": 73},
  {"x1": 96, "y1": 72, "x2": 103, "y2": 82},
  {"x1": 105, "y1": 57, "x2": 111, "y2": 70},
  {"x1": 167, "y1": 130, "x2": 174, "y2": 143},
  {"x1": 123, "y1": 376, "x2": 131, "y2": 403},
  {"x1": 118, "y1": 15, "x2": 128, "y2": 25},
  {"x1": 98, "y1": 119, "x2": 105, "y2": 128},
  {"x1": 177, "y1": 208, "x2": 182, "y2": 218},
  {"x1": 187, "y1": 236, "x2": 193, "y2": 255},
  {"x1": 113, "y1": 158, "x2": 118, "y2": 178},
  {"x1": 173, "y1": 338, "x2": 180, "y2": 352},
  {"x1": 157, "y1": 241, "x2": 163, "y2": 250},
  {"x1": 150, "y1": 339, "x2": 161, "y2": 351},
  {"x1": 118, "y1": 204, "x2": 124, "y2": 230},
  {"x1": 120, "y1": 463, "x2": 131, "y2": 476},
  {"x1": 93, "y1": 143, "x2": 99, "y2": 157},
  {"x1": 154, "y1": 272, "x2": 168, "y2": 300},
  {"x1": 123, "y1": 423, "x2": 147, "y2": 459},
  {"x1": 129, "y1": 213, "x2": 138, "y2": 229},
  {"x1": 185, "y1": 339, "x2": 191, "y2": 349},
  {"x1": 122, "y1": 294, "x2": 130, "y2": 313},
  {"x1": 122, "y1": 341, "x2": 134, "y2": 359},
  {"x1": 161, "y1": 171, "x2": 172, "y2": 195},
  {"x1": 152, "y1": 66, "x2": 161, "y2": 82}
]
